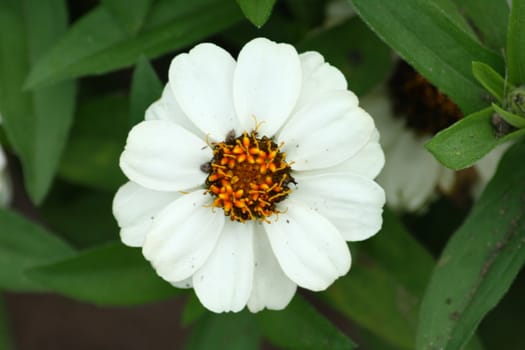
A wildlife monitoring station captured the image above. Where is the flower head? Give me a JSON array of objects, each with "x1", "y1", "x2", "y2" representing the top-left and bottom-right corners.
[
  {"x1": 113, "y1": 38, "x2": 385, "y2": 313},
  {"x1": 363, "y1": 61, "x2": 508, "y2": 212}
]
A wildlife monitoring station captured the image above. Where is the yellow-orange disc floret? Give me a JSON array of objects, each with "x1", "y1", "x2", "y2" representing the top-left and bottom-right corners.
[{"x1": 204, "y1": 131, "x2": 295, "y2": 222}]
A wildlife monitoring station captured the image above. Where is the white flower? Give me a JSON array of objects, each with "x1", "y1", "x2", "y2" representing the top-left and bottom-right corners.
[
  {"x1": 0, "y1": 145, "x2": 11, "y2": 206},
  {"x1": 324, "y1": 0, "x2": 356, "y2": 27},
  {"x1": 362, "y1": 86, "x2": 508, "y2": 212},
  {"x1": 113, "y1": 38, "x2": 385, "y2": 313},
  {"x1": 0, "y1": 115, "x2": 12, "y2": 207}
]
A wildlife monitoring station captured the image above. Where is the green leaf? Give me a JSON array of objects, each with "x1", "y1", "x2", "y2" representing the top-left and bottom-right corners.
[
  {"x1": 100, "y1": 0, "x2": 153, "y2": 34},
  {"x1": 472, "y1": 61, "x2": 509, "y2": 102},
  {"x1": 506, "y1": 0, "x2": 525, "y2": 85},
  {"x1": 25, "y1": 0, "x2": 243, "y2": 89},
  {"x1": 236, "y1": 0, "x2": 277, "y2": 28},
  {"x1": 479, "y1": 271, "x2": 525, "y2": 350},
  {"x1": 27, "y1": 243, "x2": 179, "y2": 306},
  {"x1": 321, "y1": 209, "x2": 433, "y2": 349},
  {"x1": 416, "y1": 141, "x2": 525, "y2": 350},
  {"x1": 491, "y1": 103, "x2": 525, "y2": 128},
  {"x1": 41, "y1": 182, "x2": 119, "y2": 248},
  {"x1": 58, "y1": 94, "x2": 128, "y2": 192},
  {"x1": 130, "y1": 57, "x2": 163, "y2": 127},
  {"x1": 352, "y1": 0, "x2": 504, "y2": 114},
  {"x1": 0, "y1": 295, "x2": 14, "y2": 350},
  {"x1": 0, "y1": 0, "x2": 76, "y2": 204},
  {"x1": 298, "y1": 17, "x2": 393, "y2": 96},
  {"x1": 0, "y1": 208, "x2": 75, "y2": 292},
  {"x1": 185, "y1": 311, "x2": 260, "y2": 350},
  {"x1": 431, "y1": 0, "x2": 477, "y2": 36},
  {"x1": 453, "y1": 0, "x2": 509, "y2": 49},
  {"x1": 426, "y1": 107, "x2": 525, "y2": 169},
  {"x1": 257, "y1": 296, "x2": 356, "y2": 350}
]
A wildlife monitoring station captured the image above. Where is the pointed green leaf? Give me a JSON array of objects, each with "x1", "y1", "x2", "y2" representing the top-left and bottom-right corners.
[
  {"x1": 298, "y1": 17, "x2": 393, "y2": 96},
  {"x1": 472, "y1": 61, "x2": 508, "y2": 102},
  {"x1": 507, "y1": 0, "x2": 525, "y2": 85},
  {"x1": 0, "y1": 0, "x2": 76, "y2": 204},
  {"x1": 453, "y1": 0, "x2": 509, "y2": 50},
  {"x1": 27, "y1": 243, "x2": 179, "y2": 306},
  {"x1": 185, "y1": 311, "x2": 260, "y2": 350},
  {"x1": 0, "y1": 296, "x2": 13, "y2": 350},
  {"x1": 352, "y1": 0, "x2": 504, "y2": 114},
  {"x1": 130, "y1": 57, "x2": 163, "y2": 127},
  {"x1": 0, "y1": 208, "x2": 75, "y2": 292},
  {"x1": 257, "y1": 296, "x2": 356, "y2": 350},
  {"x1": 100, "y1": 0, "x2": 153, "y2": 34},
  {"x1": 426, "y1": 107, "x2": 525, "y2": 169},
  {"x1": 479, "y1": 273, "x2": 525, "y2": 350},
  {"x1": 25, "y1": 0, "x2": 243, "y2": 89},
  {"x1": 236, "y1": 0, "x2": 277, "y2": 28},
  {"x1": 492, "y1": 103, "x2": 525, "y2": 128},
  {"x1": 417, "y1": 141, "x2": 525, "y2": 350},
  {"x1": 58, "y1": 94, "x2": 128, "y2": 192},
  {"x1": 41, "y1": 183, "x2": 118, "y2": 248}
]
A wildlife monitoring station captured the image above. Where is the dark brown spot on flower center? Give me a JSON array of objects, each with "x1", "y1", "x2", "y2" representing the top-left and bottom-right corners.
[
  {"x1": 388, "y1": 61, "x2": 463, "y2": 135},
  {"x1": 205, "y1": 131, "x2": 295, "y2": 222}
]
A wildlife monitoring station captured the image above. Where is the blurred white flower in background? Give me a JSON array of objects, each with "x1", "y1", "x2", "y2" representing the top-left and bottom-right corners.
[
  {"x1": 0, "y1": 114, "x2": 12, "y2": 206},
  {"x1": 324, "y1": 0, "x2": 356, "y2": 27},
  {"x1": 113, "y1": 38, "x2": 385, "y2": 313},
  {"x1": 362, "y1": 61, "x2": 509, "y2": 212}
]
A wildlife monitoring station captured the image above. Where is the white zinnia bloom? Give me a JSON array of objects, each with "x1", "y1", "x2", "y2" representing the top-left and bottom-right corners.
[
  {"x1": 362, "y1": 87, "x2": 507, "y2": 212},
  {"x1": 113, "y1": 38, "x2": 385, "y2": 313}
]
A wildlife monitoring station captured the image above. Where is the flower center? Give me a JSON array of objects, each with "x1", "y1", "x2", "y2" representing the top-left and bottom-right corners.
[
  {"x1": 204, "y1": 131, "x2": 295, "y2": 223},
  {"x1": 388, "y1": 61, "x2": 463, "y2": 135}
]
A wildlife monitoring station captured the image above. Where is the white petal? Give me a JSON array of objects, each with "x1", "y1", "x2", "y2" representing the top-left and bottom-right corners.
[
  {"x1": 120, "y1": 120, "x2": 211, "y2": 191},
  {"x1": 331, "y1": 141, "x2": 384, "y2": 179},
  {"x1": 264, "y1": 201, "x2": 351, "y2": 291},
  {"x1": 171, "y1": 277, "x2": 193, "y2": 289},
  {"x1": 292, "y1": 172, "x2": 385, "y2": 241},
  {"x1": 193, "y1": 221, "x2": 254, "y2": 313},
  {"x1": 471, "y1": 142, "x2": 511, "y2": 198},
  {"x1": 361, "y1": 87, "x2": 404, "y2": 149},
  {"x1": 248, "y1": 224, "x2": 296, "y2": 313},
  {"x1": 142, "y1": 190, "x2": 225, "y2": 282},
  {"x1": 0, "y1": 148, "x2": 11, "y2": 206},
  {"x1": 437, "y1": 167, "x2": 455, "y2": 194},
  {"x1": 325, "y1": 0, "x2": 357, "y2": 27},
  {"x1": 279, "y1": 91, "x2": 373, "y2": 170},
  {"x1": 0, "y1": 172, "x2": 11, "y2": 207},
  {"x1": 233, "y1": 38, "x2": 301, "y2": 136},
  {"x1": 0, "y1": 147, "x2": 6, "y2": 169},
  {"x1": 298, "y1": 134, "x2": 384, "y2": 179},
  {"x1": 474, "y1": 142, "x2": 510, "y2": 186},
  {"x1": 112, "y1": 181, "x2": 180, "y2": 247},
  {"x1": 377, "y1": 133, "x2": 440, "y2": 211},
  {"x1": 295, "y1": 51, "x2": 347, "y2": 110},
  {"x1": 169, "y1": 43, "x2": 238, "y2": 141},
  {"x1": 145, "y1": 83, "x2": 204, "y2": 138}
]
